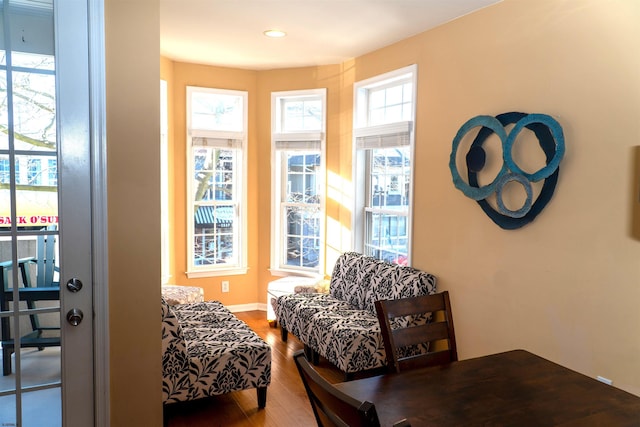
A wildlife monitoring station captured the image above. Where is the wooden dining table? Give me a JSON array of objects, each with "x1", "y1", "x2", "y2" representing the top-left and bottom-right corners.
[{"x1": 333, "y1": 349, "x2": 640, "y2": 426}]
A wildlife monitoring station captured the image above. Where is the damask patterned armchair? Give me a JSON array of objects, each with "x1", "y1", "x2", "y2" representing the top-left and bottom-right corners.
[
  {"x1": 161, "y1": 297, "x2": 271, "y2": 407},
  {"x1": 275, "y1": 252, "x2": 436, "y2": 379}
]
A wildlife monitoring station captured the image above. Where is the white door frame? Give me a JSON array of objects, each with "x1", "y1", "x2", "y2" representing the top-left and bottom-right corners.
[
  {"x1": 57, "y1": 0, "x2": 109, "y2": 426},
  {"x1": 87, "y1": 0, "x2": 109, "y2": 426}
]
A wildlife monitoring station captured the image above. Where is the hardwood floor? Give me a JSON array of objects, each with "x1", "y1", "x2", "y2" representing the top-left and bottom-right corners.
[{"x1": 164, "y1": 310, "x2": 346, "y2": 427}]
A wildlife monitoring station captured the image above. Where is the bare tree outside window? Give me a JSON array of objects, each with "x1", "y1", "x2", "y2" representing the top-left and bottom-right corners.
[{"x1": 0, "y1": 52, "x2": 58, "y2": 230}]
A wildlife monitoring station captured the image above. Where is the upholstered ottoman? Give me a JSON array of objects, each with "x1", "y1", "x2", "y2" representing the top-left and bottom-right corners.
[
  {"x1": 266, "y1": 276, "x2": 324, "y2": 327},
  {"x1": 161, "y1": 284, "x2": 204, "y2": 305},
  {"x1": 161, "y1": 298, "x2": 271, "y2": 407}
]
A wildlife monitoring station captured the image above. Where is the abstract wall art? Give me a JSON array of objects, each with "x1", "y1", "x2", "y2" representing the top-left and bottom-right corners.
[{"x1": 449, "y1": 112, "x2": 565, "y2": 229}]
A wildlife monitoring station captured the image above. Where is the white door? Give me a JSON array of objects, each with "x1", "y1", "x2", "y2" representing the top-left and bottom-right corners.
[{"x1": 0, "y1": 1, "x2": 99, "y2": 426}]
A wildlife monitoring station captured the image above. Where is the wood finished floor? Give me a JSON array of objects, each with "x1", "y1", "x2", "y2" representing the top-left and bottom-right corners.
[{"x1": 164, "y1": 310, "x2": 346, "y2": 427}]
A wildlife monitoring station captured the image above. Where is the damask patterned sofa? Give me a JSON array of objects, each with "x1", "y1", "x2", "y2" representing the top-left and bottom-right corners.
[
  {"x1": 275, "y1": 252, "x2": 436, "y2": 379},
  {"x1": 161, "y1": 297, "x2": 271, "y2": 407}
]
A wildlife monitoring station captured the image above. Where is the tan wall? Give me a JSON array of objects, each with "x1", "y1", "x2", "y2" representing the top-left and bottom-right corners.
[
  {"x1": 116, "y1": 0, "x2": 640, "y2": 424},
  {"x1": 407, "y1": 0, "x2": 640, "y2": 396},
  {"x1": 106, "y1": 0, "x2": 162, "y2": 425},
  {"x1": 161, "y1": 0, "x2": 640, "y2": 397}
]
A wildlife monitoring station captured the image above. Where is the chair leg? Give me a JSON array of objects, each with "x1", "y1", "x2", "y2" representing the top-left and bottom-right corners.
[
  {"x1": 257, "y1": 387, "x2": 267, "y2": 409},
  {"x1": 162, "y1": 404, "x2": 170, "y2": 427},
  {"x1": 280, "y1": 326, "x2": 288, "y2": 342},
  {"x1": 3, "y1": 346, "x2": 12, "y2": 376}
]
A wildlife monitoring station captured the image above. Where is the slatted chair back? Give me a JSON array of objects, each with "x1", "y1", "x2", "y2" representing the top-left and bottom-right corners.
[
  {"x1": 19, "y1": 231, "x2": 60, "y2": 344},
  {"x1": 294, "y1": 350, "x2": 384, "y2": 427},
  {"x1": 35, "y1": 233, "x2": 58, "y2": 288},
  {"x1": 375, "y1": 291, "x2": 457, "y2": 374}
]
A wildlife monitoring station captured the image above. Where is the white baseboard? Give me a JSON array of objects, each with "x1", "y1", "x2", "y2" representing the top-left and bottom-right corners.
[{"x1": 226, "y1": 302, "x2": 268, "y2": 313}]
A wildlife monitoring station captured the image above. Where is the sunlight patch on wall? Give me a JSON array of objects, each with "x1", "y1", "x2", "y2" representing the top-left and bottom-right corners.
[{"x1": 327, "y1": 170, "x2": 353, "y2": 212}]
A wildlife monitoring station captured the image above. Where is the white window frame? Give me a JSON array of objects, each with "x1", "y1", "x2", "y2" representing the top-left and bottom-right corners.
[
  {"x1": 352, "y1": 65, "x2": 417, "y2": 265},
  {"x1": 186, "y1": 86, "x2": 248, "y2": 277},
  {"x1": 160, "y1": 80, "x2": 170, "y2": 284},
  {"x1": 270, "y1": 89, "x2": 326, "y2": 276}
]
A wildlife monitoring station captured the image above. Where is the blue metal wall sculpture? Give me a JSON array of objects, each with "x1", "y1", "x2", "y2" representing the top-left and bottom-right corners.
[{"x1": 449, "y1": 112, "x2": 565, "y2": 229}]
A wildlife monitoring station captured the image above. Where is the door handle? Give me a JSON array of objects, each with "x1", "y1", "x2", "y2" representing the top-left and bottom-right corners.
[
  {"x1": 66, "y1": 278, "x2": 83, "y2": 293},
  {"x1": 66, "y1": 308, "x2": 84, "y2": 326}
]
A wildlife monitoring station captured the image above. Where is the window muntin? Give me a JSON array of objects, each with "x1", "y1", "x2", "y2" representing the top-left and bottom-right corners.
[
  {"x1": 271, "y1": 90, "x2": 326, "y2": 275},
  {"x1": 367, "y1": 80, "x2": 413, "y2": 125},
  {"x1": 187, "y1": 87, "x2": 247, "y2": 276},
  {"x1": 190, "y1": 91, "x2": 243, "y2": 132},
  {"x1": 354, "y1": 65, "x2": 416, "y2": 266},
  {"x1": 281, "y1": 152, "x2": 321, "y2": 269},
  {"x1": 278, "y1": 96, "x2": 322, "y2": 132},
  {"x1": 0, "y1": 51, "x2": 58, "y2": 231},
  {"x1": 364, "y1": 147, "x2": 410, "y2": 265},
  {"x1": 192, "y1": 147, "x2": 239, "y2": 266}
]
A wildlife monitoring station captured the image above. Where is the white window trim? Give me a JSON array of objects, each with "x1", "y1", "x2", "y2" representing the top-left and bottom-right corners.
[
  {"x1": 160, "y1": 80, "x2": 171, "y2": 285},
  {"x1": 352, "y1": 65, "x2": 417, "y2": 265},
  {"x1": 186, "y1": 86, "x2": 248, "y2": 277},
  {"x1": 270, "y1": 88, "x2": 326, "y2": 277}
]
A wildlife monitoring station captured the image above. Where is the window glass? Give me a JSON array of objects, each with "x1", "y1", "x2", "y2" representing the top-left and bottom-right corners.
[
  {"x1": 272, "y1": 90, "x2": 325, "y2": 274},
  {"x1": 12, "y1": 70, "x2": 56, "y2": 152},
  {"x1": 187, "y1": 87, "x2": 247, "y2": 275},
  {"x1": 282, "y1": 152, "x2": 321, "y2": 269},
  {"x1": 191, "y1": 91, "x2": 243, "y2": 132},
  {"x1": 281, "y1": 97, "x2": 321, "y2": 132},
  {"x1": 0, "y1": 51, "x2": 58, "y2": 232},
  {"x1": 354, "y1": 66, "x2": 416, "y2": 266}
]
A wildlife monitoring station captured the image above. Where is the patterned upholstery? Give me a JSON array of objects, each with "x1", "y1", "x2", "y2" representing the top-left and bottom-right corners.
[
  {"x1": 364, "y1": 263, "x2": 437, "y2": 314},
  {"x1": 275, "y1": 293, "x2": 352, "y2": 344},
  {"x1": 161, "y1": 285, "x2": 204, "y2": 306},
  {"x1": 329, "y1": 251, "x2": 379, "y2": 310},
  {"x1": 161, "y1": 298, "x2": 271, "y2": 405},
  {"x1": 275, "y1": 252, "x2": 437, "y2": 376}
]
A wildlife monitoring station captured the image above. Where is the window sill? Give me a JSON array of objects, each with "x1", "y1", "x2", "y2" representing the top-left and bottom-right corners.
[
  {"x1": 186, "y1": 267, "x2": 248, "y2": 279},
  {"x1": 268, "y1": 268, "x2": 322, "y2": 279}
]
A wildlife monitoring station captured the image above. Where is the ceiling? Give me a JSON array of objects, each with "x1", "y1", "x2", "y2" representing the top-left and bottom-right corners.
[{"x1": 160, "y1": 0, "x2": 501, "y2": 71}]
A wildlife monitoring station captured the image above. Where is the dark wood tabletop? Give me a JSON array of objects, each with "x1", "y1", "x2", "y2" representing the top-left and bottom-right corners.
[{"x1": 334, "y1": 349, "x2": 640, "y2": 426}]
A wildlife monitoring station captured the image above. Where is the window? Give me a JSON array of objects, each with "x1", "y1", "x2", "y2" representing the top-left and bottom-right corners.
[
  {"x1": 0, "y1": 51, "x2": 58, "y2": 231},
  {"x1": 186, "y1": 86, "x2": 247, "y2": 276},
  {"x1": 160, "y1": 80, "x2": 170, "y2": 284},
  {"x1": 353, "y1": 65, "x2": 417, "y2": 266},
  {"x1": 271, "y1": 89, "x2": 326, "y2": 275}
]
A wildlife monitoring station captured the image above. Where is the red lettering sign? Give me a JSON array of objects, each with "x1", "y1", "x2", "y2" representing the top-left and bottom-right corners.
[{"x1": 0, "y1": 215, "x2": 59, "y2": 227}]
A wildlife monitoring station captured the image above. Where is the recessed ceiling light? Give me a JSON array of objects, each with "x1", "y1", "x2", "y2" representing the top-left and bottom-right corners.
[{"x1": 263, "y1": 29, "x2": 286, "y2": 38}]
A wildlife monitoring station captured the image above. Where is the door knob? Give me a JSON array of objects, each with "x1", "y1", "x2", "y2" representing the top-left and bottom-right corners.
[
  {"x1": 66, "y1": 278, "x2": 83, "y2": 292},
  {"x1": 66, "y1": 308, "x2": 84, "y2": 326}
]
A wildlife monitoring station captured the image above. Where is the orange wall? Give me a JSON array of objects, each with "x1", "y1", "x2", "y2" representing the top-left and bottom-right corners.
[
  {"x1": 362, "y1": 0, "x2": 640, "y2": 396},
  {"x1": 104, "y1": 0, "x2": 640, "y2": 424},
  {"x1": 162, "y1": 0, "x2": 640, "y2": 398},
  {"x1": 166, "y1": 62, "x2": 261, "y2": 304},
  {"x1": 255, "y1": 66, "x2": 346, "y2": 302},
  {"x1": 409, "y1": 0, "x2": 640, "y2": 396}
]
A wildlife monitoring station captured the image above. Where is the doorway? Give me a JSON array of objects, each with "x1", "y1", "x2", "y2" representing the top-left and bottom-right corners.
[{"x1": 0, "y1": 1, "x2": 107, "y2": 426}]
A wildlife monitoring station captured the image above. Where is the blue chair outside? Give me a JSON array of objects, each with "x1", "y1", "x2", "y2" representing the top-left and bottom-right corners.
[{"x1": 0, "y1": 231, "x2": 61, "y2": 375}]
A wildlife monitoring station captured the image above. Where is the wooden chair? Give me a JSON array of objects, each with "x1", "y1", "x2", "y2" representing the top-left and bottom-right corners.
[
  {"x1": 293, "y1": 350, "x2": 410, "y2": 427},
  {"x1": 0, "y1": 232, "x2": 61, "y2": 375},
  {"x1": 374, "y1": 291, "x2": 457, "y2": 374},
  {"x1": 20, "y1": 232, "x2": 60, "y2": 337}
]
